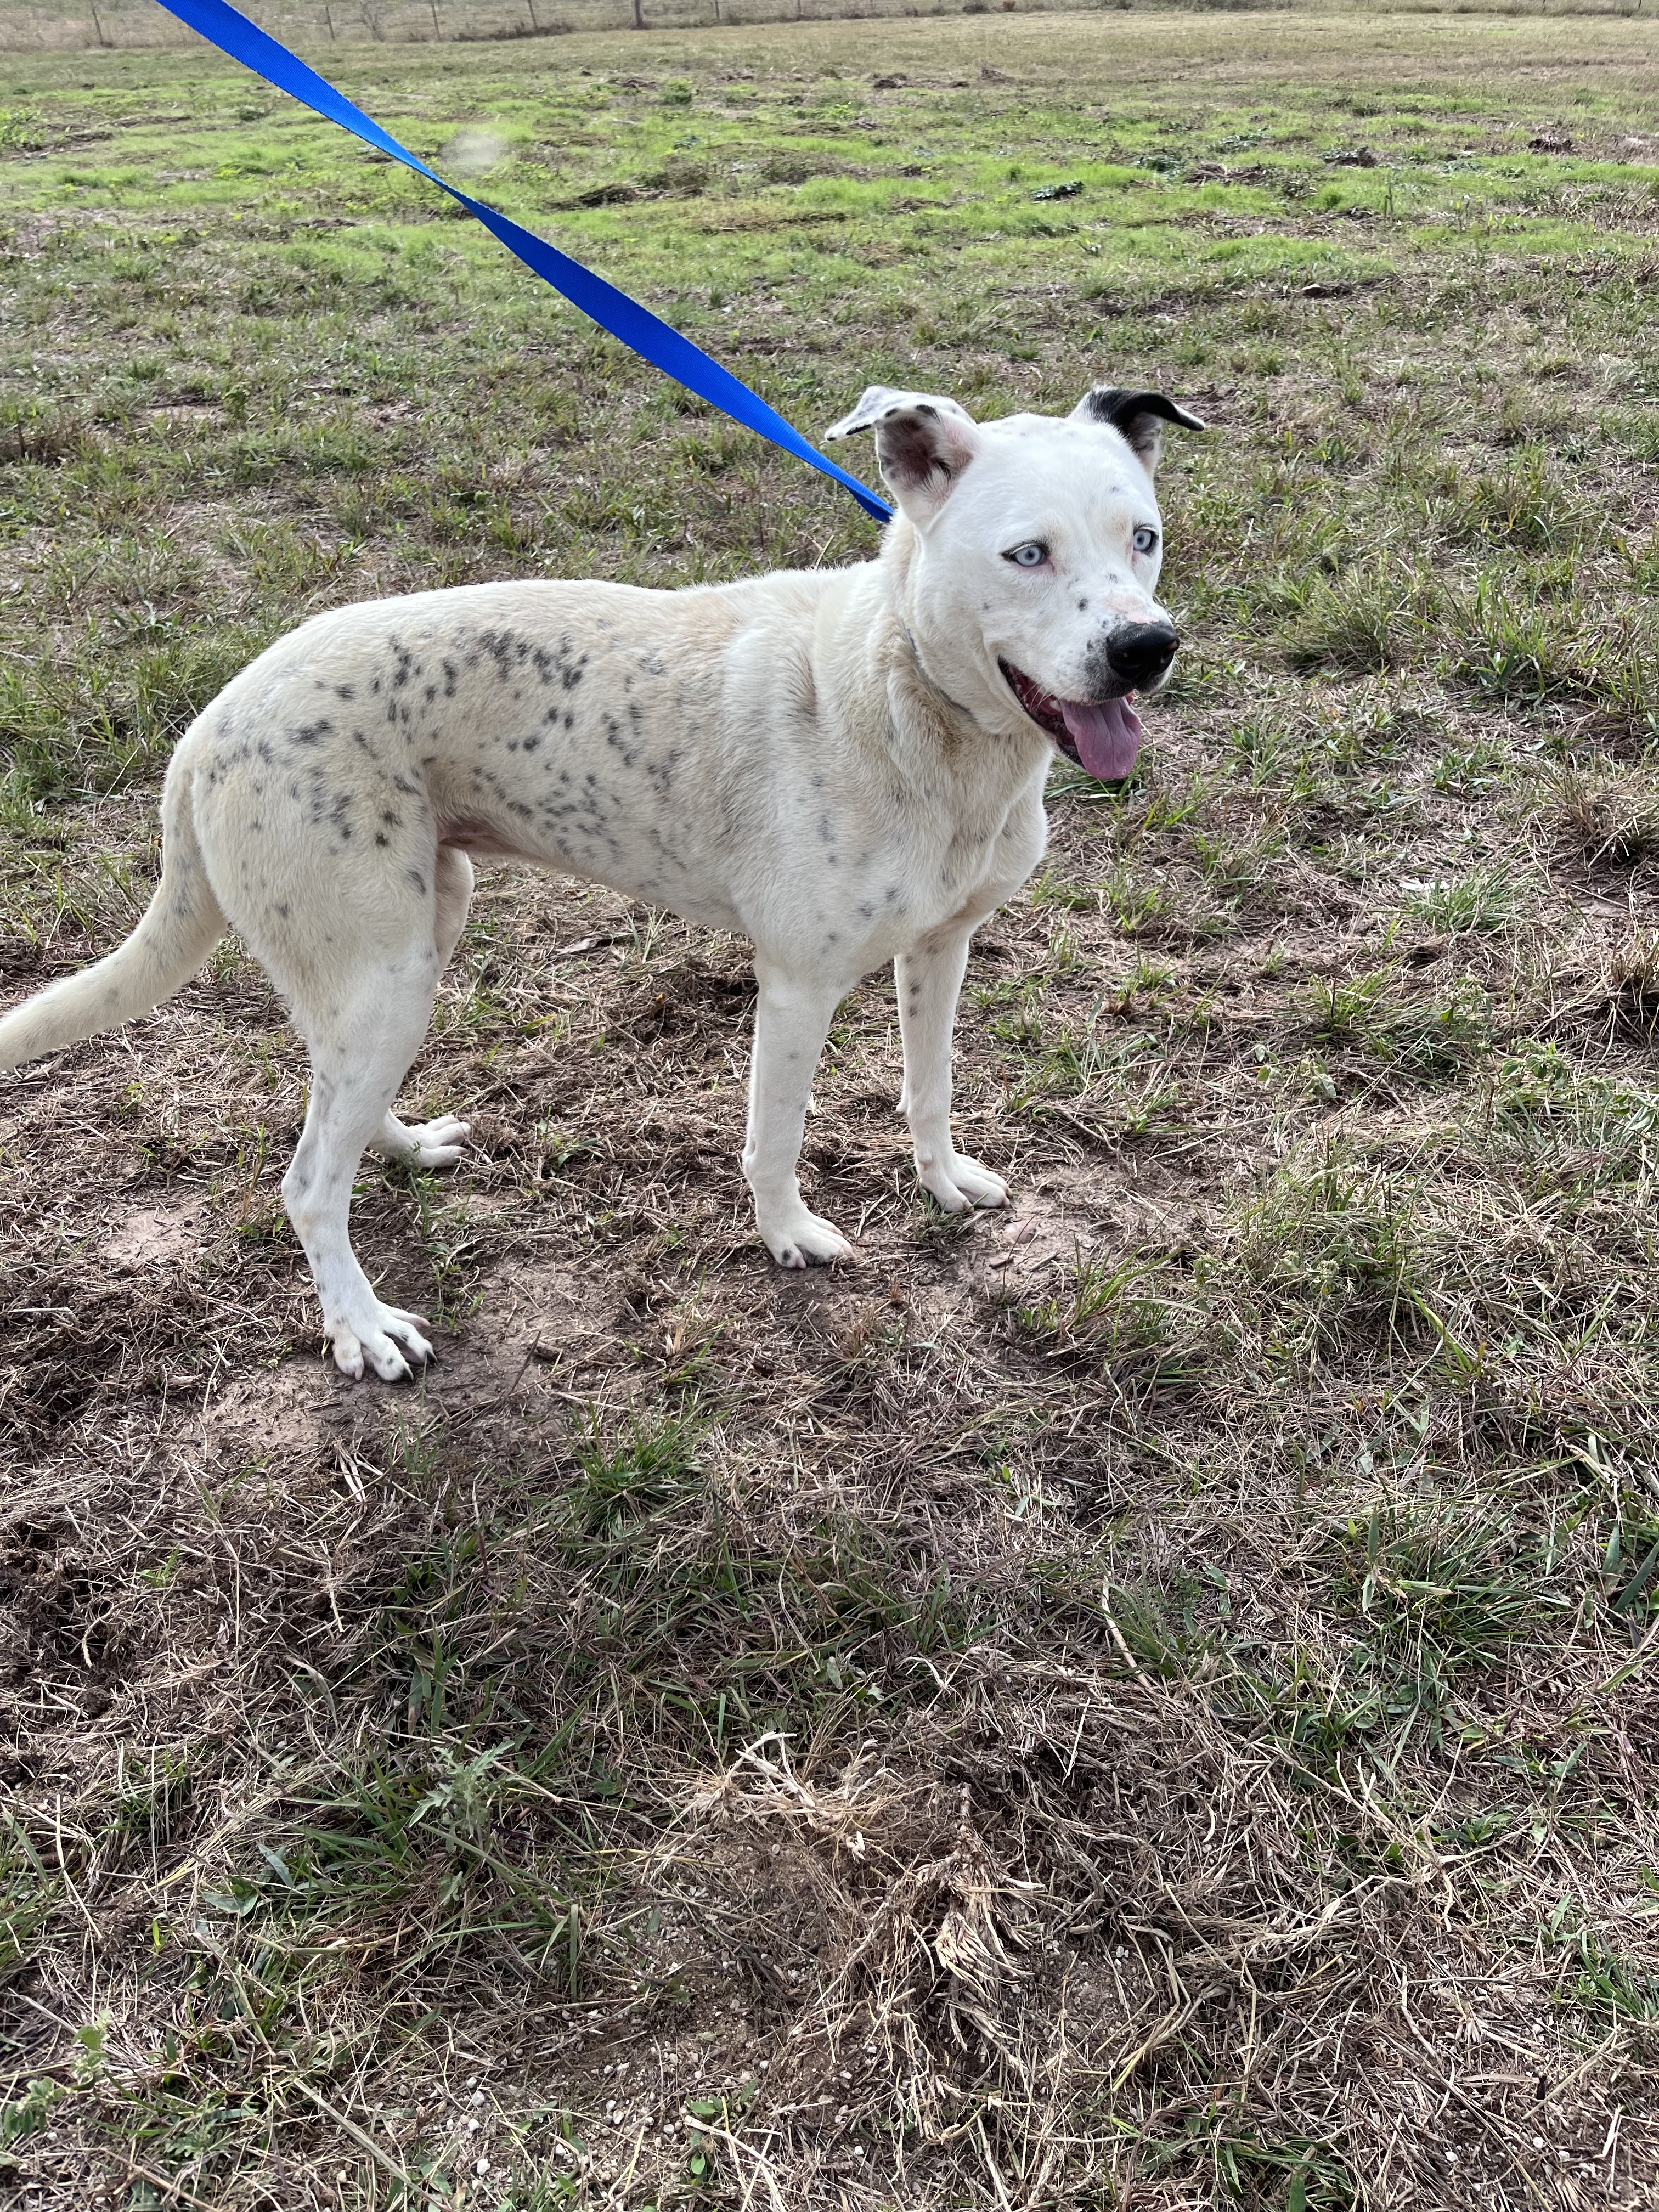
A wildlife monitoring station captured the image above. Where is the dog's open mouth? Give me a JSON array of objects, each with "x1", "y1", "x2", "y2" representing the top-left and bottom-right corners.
[{"x1": 1000, "y1": 660, "x2": 1143, "y2": 783}]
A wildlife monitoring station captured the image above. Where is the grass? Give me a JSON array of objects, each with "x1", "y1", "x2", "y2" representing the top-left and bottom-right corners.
[{"x1": 3, "y1": 8, "x2": 1659, "y2": 2209}]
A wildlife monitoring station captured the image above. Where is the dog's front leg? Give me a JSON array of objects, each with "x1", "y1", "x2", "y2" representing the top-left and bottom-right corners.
[
  {"x1": 742, "y1": 962, "x2": 852, "y2": 1268},
  {"x1": 896, "y1": 928, "x2": 1009, "y2": 1215}
]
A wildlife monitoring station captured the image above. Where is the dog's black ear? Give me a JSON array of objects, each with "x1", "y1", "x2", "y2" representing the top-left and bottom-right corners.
[
  {"x1": 1071, "y1": 386, "x2": 1206, "y2": 473},
  {"x1": 825, "y1": 386, "x2": 979, "y2": 518}
]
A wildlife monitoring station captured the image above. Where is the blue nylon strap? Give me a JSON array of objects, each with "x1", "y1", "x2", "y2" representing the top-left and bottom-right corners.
[{"x1": 151, "y1": 0, "x2": 893, "y2": 523}]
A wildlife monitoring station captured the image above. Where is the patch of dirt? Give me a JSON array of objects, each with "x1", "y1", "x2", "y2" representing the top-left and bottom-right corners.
[{"x1": 98, "y1": 1198, "x2": 212, "y2": 1273}]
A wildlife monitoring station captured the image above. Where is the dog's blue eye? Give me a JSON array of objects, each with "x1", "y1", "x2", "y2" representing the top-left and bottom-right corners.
[
  {"x1": 1005, "y1": 542, "x2": 1047, "y2": 568},
  {"x1": 1133, "y1": 527, "x2": 1159, "y2": 555}
]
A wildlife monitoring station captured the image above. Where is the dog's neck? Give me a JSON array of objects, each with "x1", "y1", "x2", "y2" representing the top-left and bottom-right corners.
[
  {"x1": 898, "y1": 619, "x2": 974, "y2": 720},
  {"x1": 874, "y1": 517, "x2": 1050, "y2": 799}
]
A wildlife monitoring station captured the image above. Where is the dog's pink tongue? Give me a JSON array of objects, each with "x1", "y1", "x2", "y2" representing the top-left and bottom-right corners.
[{"x1": 1061, "y1": 694, "x2": 1143, "y2": 782}]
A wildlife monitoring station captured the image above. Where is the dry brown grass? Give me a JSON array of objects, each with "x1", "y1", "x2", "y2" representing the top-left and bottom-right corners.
[{"x1": 4, "y1": 10, "x2": 1659, "y2": 2210}]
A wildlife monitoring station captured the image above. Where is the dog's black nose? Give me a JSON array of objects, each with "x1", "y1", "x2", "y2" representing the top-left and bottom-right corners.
[{"x1": 1105, "y1": 622, "x2": 1180, "y2": 687}]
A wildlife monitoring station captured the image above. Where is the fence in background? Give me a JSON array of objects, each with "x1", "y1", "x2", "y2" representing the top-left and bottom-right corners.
[
  {"x1": 13, "y1": 0, "x2": 1075, "y2": 48},
  {"x1": 5, "y1": 0, "x2": 1653, "y2": 52}
]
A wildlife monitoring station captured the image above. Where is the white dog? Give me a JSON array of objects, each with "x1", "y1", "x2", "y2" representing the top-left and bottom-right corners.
[{"x1": 0, "y1": 385, "x2": 1201, "y2": 1380}]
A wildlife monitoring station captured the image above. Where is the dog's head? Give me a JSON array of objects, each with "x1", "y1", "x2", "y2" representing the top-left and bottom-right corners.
[{"x1": 825, "y1": 383, "x2": 1204, "y2": 782}]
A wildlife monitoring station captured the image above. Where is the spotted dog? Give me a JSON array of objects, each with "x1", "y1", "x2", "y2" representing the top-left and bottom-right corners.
[{"x1": 0, "y1": 384, "x2": 1203, "y2": 1381}]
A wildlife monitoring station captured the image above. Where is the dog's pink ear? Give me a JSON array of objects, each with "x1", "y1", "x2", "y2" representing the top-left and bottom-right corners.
[
  {"x1": 825, "y1": 386, "x2": 979, "y2": 516},
  {"x1": 1071, "y1": 386, "x2": 1206, "y2": 475}
]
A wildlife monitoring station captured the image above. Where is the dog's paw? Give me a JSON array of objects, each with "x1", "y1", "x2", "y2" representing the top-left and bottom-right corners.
[
  {"x1": 402, "y1": 1115, "x2": 471, "y2": 1170},
  {"x1": 327, "y1": 1302, "x2": 435, "y2": 1383},
  {"x1": 918, "y1": 1151, "x2": 1009, "y2": 1213},
  {"x1": 761, "y1": 1208, "x2": 853, "y2": 1269}
]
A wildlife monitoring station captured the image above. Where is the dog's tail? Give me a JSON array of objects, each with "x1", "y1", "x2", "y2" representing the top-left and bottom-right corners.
[{"x1": 0, "y1": 751, "x2": 226, "y2": 1071}]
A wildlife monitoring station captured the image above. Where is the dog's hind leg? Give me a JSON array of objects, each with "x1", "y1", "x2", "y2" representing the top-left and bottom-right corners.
[
  {"x1": 278, "y1": 940, "x2": 447, "y2": 1381},
  {"x1": 370, "y1": 846, "x2": 474, "y2": 1170},
  {"x1": 430, "y1": 844, "x2": 475, "y2": 972}
]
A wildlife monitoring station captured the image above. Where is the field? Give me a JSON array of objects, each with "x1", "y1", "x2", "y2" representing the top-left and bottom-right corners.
[{"x1": 3, "y1": 8, "x2": 1659, "y2": 2208}]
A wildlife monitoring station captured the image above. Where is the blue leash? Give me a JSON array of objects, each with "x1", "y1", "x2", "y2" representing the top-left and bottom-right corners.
[{"x1": 150, "y1": 0, "x2": 893, "y2": 524}]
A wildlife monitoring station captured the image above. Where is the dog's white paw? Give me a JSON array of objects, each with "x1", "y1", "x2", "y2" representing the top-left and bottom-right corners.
[
  {"x1": 327, "y1": 1302, "x2": 435, "y2": 1383},
  {"x1": 760, "y1": 1207, "x2": 853, "y2": 1269},
  {"x1": 918, "y1": 1151, "x2": 1009, "y2": 1213},
  {"x1": 402, "y1": 1115, "x2": 471, "y2": 1169}
]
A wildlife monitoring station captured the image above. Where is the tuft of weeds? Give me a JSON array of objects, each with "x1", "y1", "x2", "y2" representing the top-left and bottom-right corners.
[
  {"x1": 1558, "y1": 761, "x2": 1659, "y2": 870},
  {"x1": 1221, "y1": 1151, "x2": 1434, "y2": 1365},
  {"x1": 1279, "y1": 559, "x2": 1436, "y2": 676},
  {"x1": 1446, "y1": 582, "x2": 1657, "y2": 727},
  {"x1": 1305, "y1": 964, "x2": 1491, "y2": 1077},
  {"x1": 1402, "y1": 864, "x2": 1515, "y2": 936},
  {"x1": 1602, "y1": 927, "x2": 1659, "y2": 1045}
]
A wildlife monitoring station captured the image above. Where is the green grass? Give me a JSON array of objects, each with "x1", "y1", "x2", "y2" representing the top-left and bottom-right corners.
[{"x1": 4, "y1": 10, "x2": 1659, "y2": 2210}]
